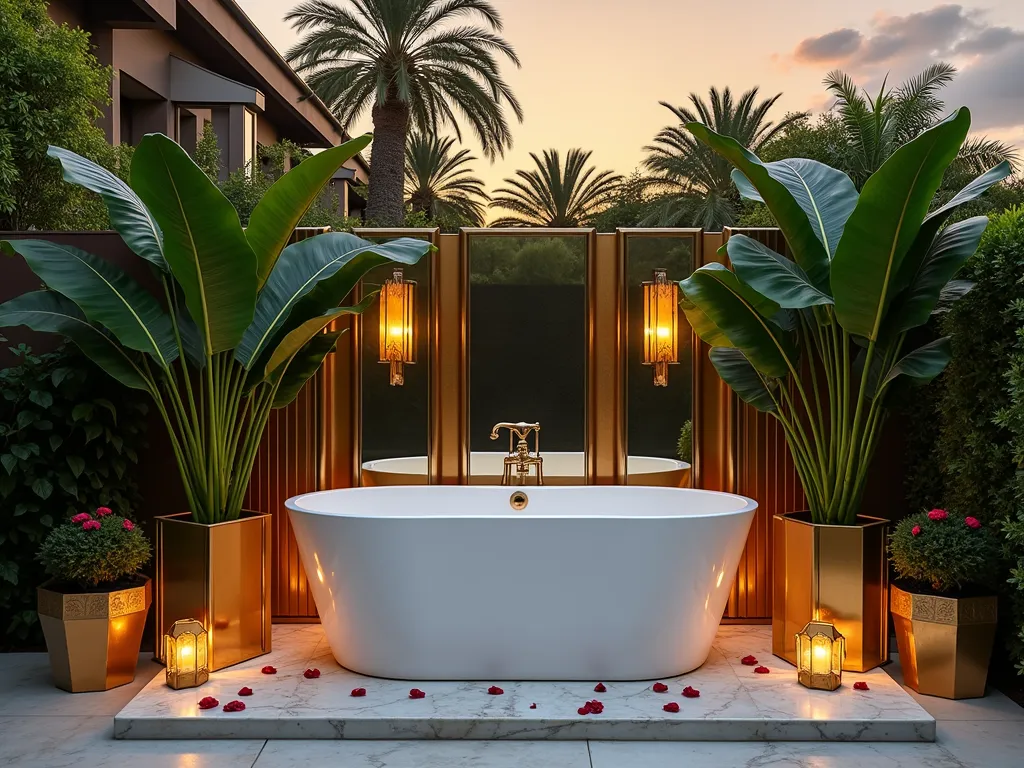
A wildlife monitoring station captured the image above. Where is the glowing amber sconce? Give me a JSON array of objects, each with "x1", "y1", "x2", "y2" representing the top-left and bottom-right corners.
[
  {"x1": 796, "y1": 620, "x2": 846, "y2": 691},
  {"x1": 379, "y1": 267, "x2": 416, "y2": 386},
  {"x1": 642, "y1": 268, "x2": 678, "y2": 387},
  {"x1": 164, "y1": 618, "x2": 209, "y2": 690}
]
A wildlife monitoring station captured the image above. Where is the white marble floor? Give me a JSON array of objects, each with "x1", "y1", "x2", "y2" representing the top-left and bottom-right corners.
[{"x1": 1, "y1": 631, "x2": 1021, "y2": 767}]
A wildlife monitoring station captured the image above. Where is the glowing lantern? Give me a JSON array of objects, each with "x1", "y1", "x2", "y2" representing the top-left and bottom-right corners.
[
  {"x1": 796, "y1": 620, "x2": 845, "y2": 691},
  {"x1": 379, "y1": 267, "x2": 416, "y2": 386},
  {"x1": 642, "y1": 268, "x2": 678, "y2": 387},
  {"x1": 164, "y1": 618, "x2": 209, "y2": 690}
]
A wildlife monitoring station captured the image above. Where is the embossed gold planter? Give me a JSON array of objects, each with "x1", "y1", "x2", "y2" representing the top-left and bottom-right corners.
[
  {"x1": 773, "y1": 512, "x2": 889, "y2": 672},
  {"x1": 155, "y1": 512, "x2": 271, "y2": 671},
  {"x1": 891, "y1": 585, "x2": 997, "y2": 699},
  {"x1": 37, "y1": 577, "x2": 151, "y2": 692}
]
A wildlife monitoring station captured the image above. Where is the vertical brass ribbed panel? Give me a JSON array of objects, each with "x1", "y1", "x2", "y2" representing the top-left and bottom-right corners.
[{"x1": 589, "y1": 232, "x2": 624, "y2": 484}]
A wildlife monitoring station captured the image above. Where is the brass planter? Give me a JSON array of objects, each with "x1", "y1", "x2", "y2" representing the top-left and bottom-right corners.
[
  {"x1": 773, "y1": 512, "x2": 889, "y2": 672},
  {"x1": 155, "y1": 511, "x2": 271, "y2": 671},
  {"x1": 891, "y1": 584, "x2": 997, "y2": 699},
  {"x1": 37, "y1": 577, "x2": 151, "y2": 692}
]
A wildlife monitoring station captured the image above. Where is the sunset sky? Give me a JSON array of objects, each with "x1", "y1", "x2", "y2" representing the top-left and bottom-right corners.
[{"x1": 237, "y1": 0, "x2": 1024, "y2": 191}]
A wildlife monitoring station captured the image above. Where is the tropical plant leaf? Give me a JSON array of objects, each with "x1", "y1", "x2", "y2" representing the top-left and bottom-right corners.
[
  {"x1": 685, "y1": 123, "x2": 831, "y2": 288},
  {"x1": 245, "y1": 135, "x2": 372, "y2": 288},
  {"x1": 47, "y1": 146, "x2": 166, "y2": 270},
  {"x1": 879, "y1": 337, "x2": 952, "y2": 389},
  {"x1": 831, "y1": 108, "x2": 971, "y2": 340},
  {"x1": 272, "y1": 329, "x2": 345, "y2": 408},
  {"x1": 931, "y1": 279, "x2": 973, "y2": 314},
  {"x1": 3, "y1": 240, "x2": 177, "y2": 366},
  {"x1": 726, "y1": 234, "x2": 834, "y2": 309},
  {"x1": 709, "y1": 347, "x2": 778, "y2": 412},
  {"x1": 131, "y1": 133, "x2": 257, "y2": 355},
  {"x1": 680, "y1": 296, "x2": 733, "y2": 349}
]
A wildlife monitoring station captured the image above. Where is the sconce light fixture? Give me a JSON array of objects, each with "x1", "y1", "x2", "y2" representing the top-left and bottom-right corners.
[
  {"x1": 642, "y1": 268, "x2": 678, "y2": 387},
  {"x1": 379, "y1": 267, "x2": 416, "y2": 386},
  {"x1": 796, "y1": 620, "x2": 845, "y2": 691},
  {"x1": 164, "y1": 618, "x2": 209, "y2": 690}
]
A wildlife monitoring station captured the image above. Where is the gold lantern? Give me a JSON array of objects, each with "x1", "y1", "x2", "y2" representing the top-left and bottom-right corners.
[
  {"x1": 642, "y1": 268, "x2": 678, "y2": 387},
  {"x1": 796, "y1": 620, "x2": 846, "y2": 691},
  {"x1": 164, "y1": 618, "x2": 209, "y2": 690},
  {"x1": 379, "y1": 267, "x2": 416, "y2": 386}
]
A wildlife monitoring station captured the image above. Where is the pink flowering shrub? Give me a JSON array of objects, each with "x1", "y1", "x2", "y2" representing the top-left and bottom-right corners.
[
  {"x1": 37, "y1": 508, "x2": 150, "y2": 588},
  {"x1": 888, "y1": 509, "x2": 999, "y2": 592}
]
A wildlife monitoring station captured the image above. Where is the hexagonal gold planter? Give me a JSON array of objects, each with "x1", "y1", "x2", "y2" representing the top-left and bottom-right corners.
[
  {"x1": 37, "y1": 577, "x2": 152, "y2": 692},
  {"x1": 891, "y1": 584, "x2": 997, "y2": 699}
]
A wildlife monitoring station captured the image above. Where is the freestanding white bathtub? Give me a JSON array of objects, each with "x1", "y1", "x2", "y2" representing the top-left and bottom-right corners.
[{"x1": 286, "y1": 485, "x2": 756, "y2": 681}]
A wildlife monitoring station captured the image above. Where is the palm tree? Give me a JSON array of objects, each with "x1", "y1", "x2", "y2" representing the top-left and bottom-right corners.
[
  {"x1": 285, "y1": 0, "x2": 523, "y2": 225},
  {"x1": 489, "y1": 149, "x2": 622, "y2": 227},
  {"x1": 643, "y1": 87, "x2": 806, "y2": 230},
  {"x1": 405, "y1": 133, "x2": 489, "y2": 226},
  {"x1": 824, "y1": 62, "x2": 1018, "y2": 188}
]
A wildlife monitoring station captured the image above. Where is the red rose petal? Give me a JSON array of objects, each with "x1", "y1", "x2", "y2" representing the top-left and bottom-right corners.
[
  {"x1": 577, "y1": 706, "x2": 589, "y2": 715},
  {"x1": 261, "y1": 666, "x2": 277, "y2": 675},
  {"x1": 754, "y1": 666, "x2": 770, "y2": 674},
  {"x1": 587, "y1": 699, "x2": 604, "y2": 714},
  {"x1": 223, "y1": 700, "x2": 246, "y2": 712},
  {"x1": 529, "y1": 703, "x2": 537, "y2": 709},
  {"x1": 238, "y1": 686, "x2": 253, "y2": 696},
  {"x1": 351, "y1": 687, "x2": 367, "y2": 697},
  {"x1": 594, "y1": 682, "x2": 607, "y2": 692},
  {"x1": 682, "y1": 686, "x2": 700, "y2": 698},
  {"x1": 409, "y1": 688, "x2": 426, "y2": 699},
  {"x1": 663, "y1": 702, "x2": 680, "y2": 713},
  {"x1": 741, "y1": 655, "x2": 758, "y2": 666},
  {"x1": 198, "y1": 696, "x2": 219, "y2": 710},
  {"x1": 488, "y1": 685, "x2": 504, "y2": 695},
  {"x1": 853, "y1": 681, "x2": 869, "y2": 691},
  {"x1": 303, "y1": 668, "x2": 321, "y2": 679},
  {"x1": 652, "y1": 682, "x2": 669, "y2": 693}
]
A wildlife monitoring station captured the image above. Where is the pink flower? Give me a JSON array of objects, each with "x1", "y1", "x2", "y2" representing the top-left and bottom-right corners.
[
  {"x1": 82, "y1": 520, "x2": 100, "y2": 531},
  {"x1": 965, "y1": 516, "x2": 981, "y2": 529},
  {"x1": 71, "y1": 513, "x2": 91, "y2": 524},
  {"x1": 912, "y1": 525, "x2": 922, "y2": 536},
  {"x1": 122, "y1": 519, "x2": 135, "y2": 531},
  {"x1": 95, "y1": 506, "x2": 112, "y2": 517},
  {"x1": 928, "y1": 509, "x2": 948, "y2": 522}
]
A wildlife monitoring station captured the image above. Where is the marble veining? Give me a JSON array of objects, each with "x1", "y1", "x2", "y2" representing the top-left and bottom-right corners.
[{"x1": 113, "y1": 625, "x2": 935, "y2": 742}]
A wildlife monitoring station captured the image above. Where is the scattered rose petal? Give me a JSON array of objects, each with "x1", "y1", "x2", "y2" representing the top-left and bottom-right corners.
[
  {"x1": 965, "y1": 516, "x2": 981, "y2": 529},
  {"x1": 754, "y1": 666, "x2": 770, "y2": 674},
  {"x1": 261, "y1": 666, "x2": 277, "y2": 675},
  {"x1": 71, "y1": 513, "x2": 92, "y2": 524},
  {"x1": 652, "y1": 682, "x2": 669, "y2": 693},
  {"x1": 223, "y1": 700, "x2": 246, "y2": 712},
  {"x1": 927, "y1": 508, "x2": 948, "y2": 522},
  {"x1": 350, "y1": 687, "x2": 366, "y2": 697},
  {"x1": 409, "y1": 688, "x2": 426, "y2": 699},
  {"x1": 488, "y1": 685, "x2": 504, "y2": 695},
  {"x1": 303, "y1": 668, "x2": 320, "y2": 679},
  {"x1": 912, "y1": 525, "x2": 922, "y2": 537},
  {"x1": 663, "y1": 702, "x2": 680, "y2": 713},
  {"x1": 853, "y1": 681, "x2": 869, "y2": 691},
  {"x1": 122, "y1": 519, "x2": 135, "y2": 531},
  {"x1": 682, "y1": 686, "x2": 700, "y2": 698},
  {"x1": 529, "y1": 703, "x2": 537, "y2": 709},
  {"x1": 741, "y1": 655, "x2": 758, "y2": 666},
  {"x1": 198, "y1": 696, "x2": 219, "y2": 710},
  {"x1": 237, "y1": 686, "x2": 253, "y2": 696},
  {"x1": 82, "y1": 519, "x2": 101, "y2": 531},
  {"x1": 577, "y1": 706, "x2": 589, "y2": 715},
  {"x1": 594, "y1": 682, "x2": 607, "y2": 692},
  {"x1": 95, "y1": 506, "x2": 112, "y2": 517}
]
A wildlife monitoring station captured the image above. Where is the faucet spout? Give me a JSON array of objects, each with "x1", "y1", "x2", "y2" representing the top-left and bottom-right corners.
[{"x1": 489, "y1": 422, "x2": 543, "y2": 486}]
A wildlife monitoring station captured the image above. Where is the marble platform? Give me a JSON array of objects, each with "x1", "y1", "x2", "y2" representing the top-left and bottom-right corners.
[{"x1": 114, "y1": 624, "x2": 934, "y2": 742}]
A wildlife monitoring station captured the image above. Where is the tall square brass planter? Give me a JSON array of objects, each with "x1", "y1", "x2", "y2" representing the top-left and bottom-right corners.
[
  {"x1": 773, "y1": 512, "x2": 889, "y2": 672},
  {"x1": 155, "y1": 512, "x2": 271, "y2": 671},
  {"x1": 891, "y1": 585, "x2": 997, "y2": 699}
]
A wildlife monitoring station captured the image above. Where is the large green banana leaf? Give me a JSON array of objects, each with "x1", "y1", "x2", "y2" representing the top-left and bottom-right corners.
[
  {"x1": 47, "y1": 147, "x2": 166, "y2": 271},
  {"x1": 235, "y1": 232, "x2": 430, "y2": 369},
  {"x1": 709, "y1": 347, "x2": 778, "y2": 412},
  {"x1": 680, "y1": 296, "x2": 733, "y2": 349},
  {"x1": 879, "y1": 337, "x2": 952, "y2": 389},
  {"x1": 726, "y1": 234, "x2": 833, "y2": 309},
  {"x1": 245, "y1": 135, "x2": 372, "y2": 289},
  {"x1": 5, "y1": 239, "x2": 178, "y2": 366},
  {"x1": 263, "y1": 297, "x2": 376, "y2": 381},
  {"x1": 831, "y1": 109, "x2": 970, "y2": 340},
  {"x1": 0, "y1": 291, "x2": 149, "y2": 391},
  {"x1": 131, "y1": 133, "x2": 257, "y2": 356},
  {"x1": 272, "y1": 330, "x2": 345, "y2": 408}
]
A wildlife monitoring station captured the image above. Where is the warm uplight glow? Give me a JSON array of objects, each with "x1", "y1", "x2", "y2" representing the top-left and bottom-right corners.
[
  {"x1": 796, "y1": 620, "x2": 845, "y2": 691},
  {"x1": 642, "y1": 268, "x2": 678, "y2": 387},
  {"x1": 164, "y1": 618, "x2": 209, "y2": 690},
  {"x1": 379, "y1": 268, "x2": 416, "y2": 386}
]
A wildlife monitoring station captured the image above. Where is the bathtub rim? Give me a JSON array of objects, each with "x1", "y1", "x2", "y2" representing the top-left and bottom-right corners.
[
  {"x1": 285, "y1": 485, "x2": 758, "y2": 522},
  {"x1": 360, "y1": 452, "x2": 691, "y2": 476}
]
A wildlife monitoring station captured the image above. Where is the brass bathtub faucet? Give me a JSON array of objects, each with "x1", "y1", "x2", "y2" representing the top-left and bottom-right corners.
[{"x1": 489, "y1": 422, "x2": 544, "y2": 486}]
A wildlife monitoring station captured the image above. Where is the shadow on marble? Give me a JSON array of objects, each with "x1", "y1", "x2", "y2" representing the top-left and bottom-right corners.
[{"x1": 253, "y1": 740, "x2": 591, "y2": 767}]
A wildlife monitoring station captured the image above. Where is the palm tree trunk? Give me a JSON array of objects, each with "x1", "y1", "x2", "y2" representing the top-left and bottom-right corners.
[{"x1": 366, "y1": 100, "x2": 410, "y2": 226}]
